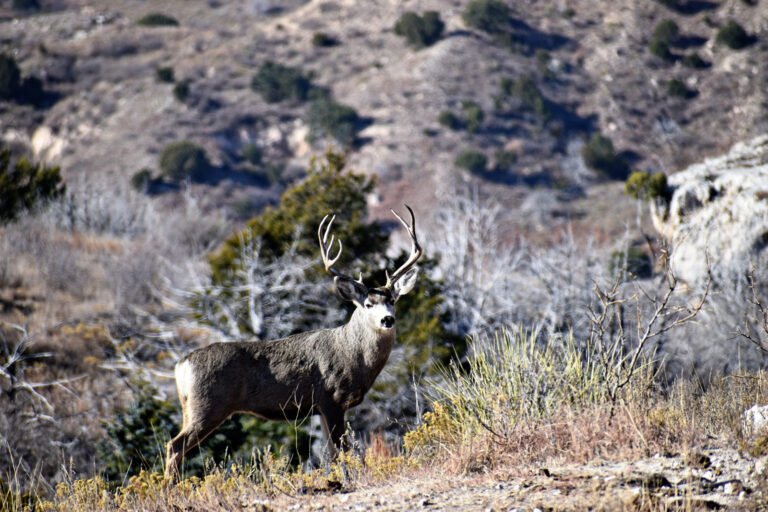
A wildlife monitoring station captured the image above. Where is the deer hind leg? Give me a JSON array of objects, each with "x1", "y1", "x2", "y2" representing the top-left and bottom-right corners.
[{"x1": 165, "y1": 413, "x2": 226, "y2": 480}]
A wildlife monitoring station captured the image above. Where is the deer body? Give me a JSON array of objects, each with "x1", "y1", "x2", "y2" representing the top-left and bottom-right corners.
[{"x1": 166, "y1": 207, "x2": 421, "y2": 479}]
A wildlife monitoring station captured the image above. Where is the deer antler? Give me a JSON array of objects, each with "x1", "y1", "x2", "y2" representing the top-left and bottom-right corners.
[
  {"x1": 385, "y1": 204, "x2": 422, "y2": 289},
  {"x1": 318, "y1": 214, "x2": 361, "y2": 283}
]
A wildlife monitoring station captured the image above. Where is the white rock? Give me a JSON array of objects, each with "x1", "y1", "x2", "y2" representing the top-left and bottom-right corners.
[
  {"x1": 744, "y1": 404, "x2": 768, "y2": 433},
  {"x1": 651, "y1": 134, "x2": 768, "y2": 286}
]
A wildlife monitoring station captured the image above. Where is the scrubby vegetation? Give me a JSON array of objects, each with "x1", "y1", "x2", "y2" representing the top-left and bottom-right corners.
[
  {"x1": 716, "y1": 20, "x2": 752, "y2": 50},
  {"x1": 0, "y1": 148, "x2": 65, "y2": 223},
  {"x1": 393, "y1": 11, "x2": 444, "y2": 49},
  {"x1": 501, "y1": 75, "x2": 550, "y2": 122},
  {"x1": 305, "y1": 98, "x2": 360, "y2": 146},
  {"x1": 624, "y1": 170, "x2": 669, "y2": 201},
  {"x1": 462, "y1": 0, "x2": 511, "y2": 34},
  {"x1": 581, "y1": 133, "x2": 629, "y2": 179},
  {"x1": 454, "y1": 150, "x2": 487, "y2": 174},
  {"x1": 158, "y1": 141, "x2": 210, "y2": 182},
  {"x1": 250, "y1": 61, "x2": 312, "y2": 104},
  {"x1": 136, "y1": 13, "x2": 179, "y2": 27},
  {"x1": 155, "y1": 67, "x2": 174, "y2": 83}
]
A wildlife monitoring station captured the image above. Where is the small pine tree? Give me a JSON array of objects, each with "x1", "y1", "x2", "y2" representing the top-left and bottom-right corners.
[
  {"x1": 0, "y1": 148, "x2": 65, "y2": 224},
  {"x1": 136, "y1": 13, "x2": 179, "y2": 27},
  {"x1": 715, "y1": 20, "x2": 751, "y2": 50},
  {"x1": 251, "y1": 61, "x2": 312, "y2": 103},
  {"x1": 455, "y1": 150, "x2": 487, "y2": 174},
  {"x1": 581, "y1": 133, "x2": 629, "y2": 179},
  {"x1": 462, "y1": 0, "x2": 511, "y2": 34},
  {"x1": 306, "y1": 98, "x2": 360, "y2": 146},
  {"x1": 394, "y1": 11, "x2": 444, "y2": 48},
  {"x1": 158, "y1": 141, "x2": 209, "y2": 182}
]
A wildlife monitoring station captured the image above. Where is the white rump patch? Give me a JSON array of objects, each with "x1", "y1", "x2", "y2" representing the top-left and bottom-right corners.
[{"x1": 175, "y1": 360, "x2": 195, "y2": 401}]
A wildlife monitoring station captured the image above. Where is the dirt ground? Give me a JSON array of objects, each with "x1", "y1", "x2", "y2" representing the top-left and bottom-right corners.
[{"x1": 251, "y1": 449, "x2": 768, "y2": 511}]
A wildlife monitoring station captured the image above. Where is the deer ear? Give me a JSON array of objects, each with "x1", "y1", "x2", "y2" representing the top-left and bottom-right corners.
[
  {"x1": 334, "y1": 276, "x2": 367, "y2": 305},
  {"x1": 393, "y1": 266, "x2": 419, "y2": 301}
]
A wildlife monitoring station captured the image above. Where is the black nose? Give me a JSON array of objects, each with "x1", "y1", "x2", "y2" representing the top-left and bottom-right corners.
[{"x1": 381, "y1": 316, "x2": 395, "y2": 328}]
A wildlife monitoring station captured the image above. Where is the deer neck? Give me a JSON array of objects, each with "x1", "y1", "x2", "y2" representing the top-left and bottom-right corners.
[{"x1": 338, "y1": 308, "x2": 395, "y2": 384}]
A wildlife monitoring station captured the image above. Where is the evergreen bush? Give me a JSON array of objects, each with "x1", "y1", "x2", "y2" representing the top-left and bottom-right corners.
[
  {"x1": 653, "y1": 19, "x2": 679, "y2": 44},
  {"x1": 462, "y1": 101, "x2": 484, "y2": 134},
  {"x1": 306, "y1": 98, "x2": 360, "y2": 146},
  {"x1": 130, "y1": 168, "x2": 153, "y2": 192},
  {"x1": 393, "y1": 11, "x2": 444, "y2": 48},
  {"x1": 155, "y1": 67, "x2": 174, "y2": 83},
  {"x1": 462, "y1": 0, "x2": 510, "y2": 34},
  {"x1": 581, "y1": 133, "x2": 629, "y2": 179},
  {"x1": 666, "y1": 78, "x2": 694, "y2": 99},
  {"x1": 158, "y1": 141, "x2": 209, "y2": 182},
  {"x1": 648, "y1": 38, "x2": 673, "y2": 61},
  {"x1": 502, "y1": 75, "x2": 551, "y2": 121},
  {"x1": 172, "y1": 81, "x2": 189, "y2": 102},
  {"x1": 455, "y1": 150, "x2": 487, "y2": 174},
  {"x1": 251, "y1": 61, "x2": 312, "y2": 103},
  {"x1": 438, "y1": 110, "x2": 462, "y2": 130},
  {"x1": 311, "y1": 32, "x2": 337, "y2": 47},
  {"x1": 624, "y1": 171, "x2": 669, "y2": 201},
  {"x1": 681, "y1": 52, "x2": 708, "y2": 69},
  {"x1": 716, "y1": 20, "x2": 751, "y2": 49},
  {"x1": 136, "y1": 13, "x2": 179, "y2": 27},
  {"x1": 0, "y1": 147, "x2": 65, "y2": 224}
]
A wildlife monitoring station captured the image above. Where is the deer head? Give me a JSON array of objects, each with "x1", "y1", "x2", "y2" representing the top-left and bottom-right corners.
[{"x1": 318, "y1": 205, "x2": 422, "y2": 332}]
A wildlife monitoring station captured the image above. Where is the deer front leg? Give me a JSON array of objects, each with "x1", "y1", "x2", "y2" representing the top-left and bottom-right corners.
[{"x1": 319, "y1": 406, "x2": 347, "y2": 459}]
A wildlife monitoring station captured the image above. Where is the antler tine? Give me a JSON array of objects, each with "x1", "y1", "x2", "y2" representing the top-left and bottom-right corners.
[
  {"x1": 318, "y1": 214, "x2": 355, "y2": 281},
  {"x1": 385, "y1": 204, "x2": 423, "y2": 289}
]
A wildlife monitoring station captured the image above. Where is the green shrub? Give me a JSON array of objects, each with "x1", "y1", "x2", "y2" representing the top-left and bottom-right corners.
[
  {"x1": 241, "y1": 143, "x2": 262, "y2": 165},
  {"x1": 0, "y1": 147, "x2": 65, "y2": 224},
  {"x1": 581, "y1": 133, "x2": 629, "y2": 179},
  {"x1": 653, "y1": 19, "x2": 679, "y2": 44},
  {"x1": 666, "y1": 78, "x2": 694, "y2": 99},
  {"x1": 455, "y1": 150, "x2": 487, "y2": 174},
  {"x1": 96, "y1": 381, "x2": 177, "y2": 483},
  {"x1": 648, "y1": 38, "x2": 673, "y2": 61},
  {"x1": 494, "y1": 149, "x2": 518, "y2": 171},
  {"x1": 251, "y1": 61, "x2": 312, "y2": 103},
  {"x1": 462, "y1": 101, "x2": 484, "y2": 134},
  {"x1": 462, "y1": 0, "x2": 510, "y2": 34},
  {"x1": 609, "y1": 247, "x2": 652, "y2": 279},
  {"x1": 155, "y1": 66, "x2": 174, "y2": 83},
  {"x1": 681, "y1": 52, "x2": 707, "y2": 68},
  {"x1": 438, "y1": 110, "x2": 462, "y2": 130},
  {"x1": 502, "y1": 75, "x2": 551, "y2": 121},
  {"x1": 172, "y1": 81, "x2": 189, "y2": 102},
  {"x1": 716, "y1": 20, "x2": 751, "y2": 49},
  {"x1": 311, "y1": 32, "x2": 337, "y2": 47},
  {"x1": 159, "y1": 141, "x2": 209, "y2": 181},
  {"x1": 136, "y1": 13, "x2": 179, "y2": 27},
  {"x1": 624, "y1": 171, "x2": 668, "y2": 201},
  {"x1": 306, "y1": 98, "x2": 360, "y2": 146},
  {"x1": 393, "y1": 11, "x2": 444, "y2": 48},
  {"x1": 130, "y1": 168, "x2": 153, "y2": 192},
  {"x1": 0, "y1": 54, "x2": 21, "y2": 100}
]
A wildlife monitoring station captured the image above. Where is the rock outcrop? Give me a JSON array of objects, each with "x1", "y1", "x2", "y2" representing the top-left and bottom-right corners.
[{"x1": 652, "y1": 134, "x2": 768, "y2": 287}]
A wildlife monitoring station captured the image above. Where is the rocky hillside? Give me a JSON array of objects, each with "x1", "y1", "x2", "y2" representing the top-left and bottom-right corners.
[{"x1": 2, "y1": 0, "x2": 767, "y2": 241}]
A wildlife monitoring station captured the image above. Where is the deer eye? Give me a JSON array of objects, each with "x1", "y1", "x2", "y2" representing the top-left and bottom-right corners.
[{"x1": 365, "y1": 303, "x2": 373, "y2": 308}]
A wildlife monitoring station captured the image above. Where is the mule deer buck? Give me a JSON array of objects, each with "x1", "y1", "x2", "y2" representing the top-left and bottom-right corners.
[{"x1": 165, "y1": 206, "x2": 422, "y2": 479}]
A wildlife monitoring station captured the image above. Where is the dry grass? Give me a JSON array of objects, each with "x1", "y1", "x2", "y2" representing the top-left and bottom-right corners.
[{"x1": 12, "y1": 325, "x2": 764, "y2": 511}]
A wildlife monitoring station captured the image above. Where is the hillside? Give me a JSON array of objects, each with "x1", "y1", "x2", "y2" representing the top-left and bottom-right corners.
[{"x1": 3, "y1": 0, "x2": 767, "y2": 234}]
